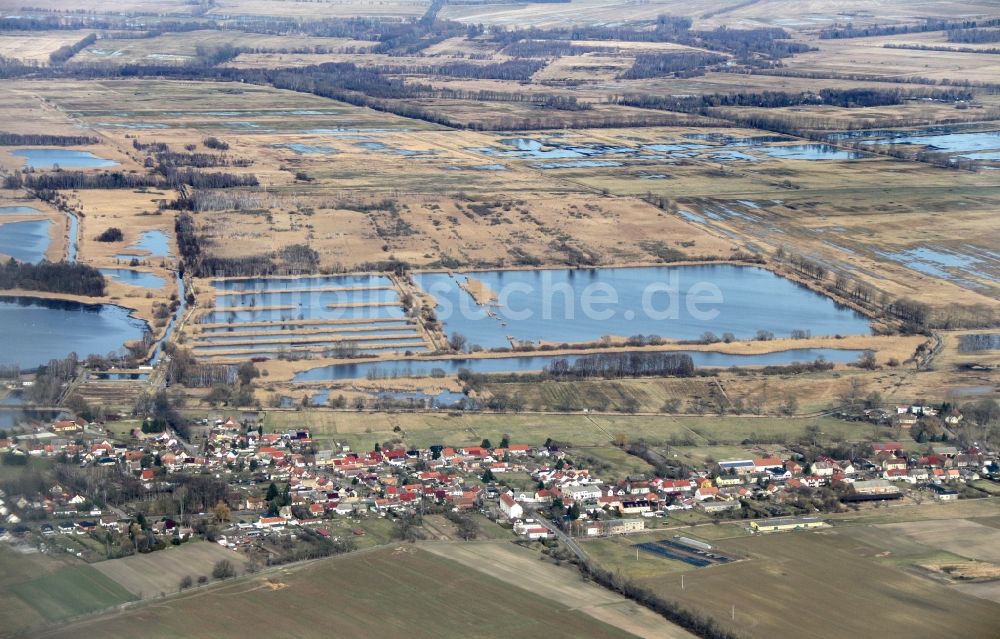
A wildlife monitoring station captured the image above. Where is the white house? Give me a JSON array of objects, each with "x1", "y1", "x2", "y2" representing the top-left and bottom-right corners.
[
  {"x1": 499, "y1": 492, "x2": 523, "y2": 520},
  {"x1": 562, "y1": 485, "x2": 602, "y2": 502}
]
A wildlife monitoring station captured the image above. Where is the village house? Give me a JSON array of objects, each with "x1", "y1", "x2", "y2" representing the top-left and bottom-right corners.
[{"x1": 499, "y1": 492, "x2": 523, "y2": 521}]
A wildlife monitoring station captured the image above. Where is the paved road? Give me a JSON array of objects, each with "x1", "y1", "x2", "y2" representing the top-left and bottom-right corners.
[{"x1": 532, "y1": 513, "x2": 588, "y2": 561}]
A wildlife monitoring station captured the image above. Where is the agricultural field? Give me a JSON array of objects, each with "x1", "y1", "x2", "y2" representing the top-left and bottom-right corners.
[
  {"x1": 35, "y1": 545, "x2": 659, "y2": 639},
  {"x1": 0, "y1": 546, "x2": 72, "y2": 637},
  {"x1": 0, "y1": 547, "x2": 136, "y2": 637},
  {"x1": 91, "y1": 541, "x2": 250, "y2": 600},
  {"x1": 590, "y1": 528, "x2": 1000, "y2": 639},
  {"x1": 424, "y1": 541, "x2": 695, "y2": 639}
]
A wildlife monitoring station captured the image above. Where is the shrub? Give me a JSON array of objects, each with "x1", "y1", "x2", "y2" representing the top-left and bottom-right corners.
[{"x1": 95, "y1": 227, "x2": 124, "y2": 242}]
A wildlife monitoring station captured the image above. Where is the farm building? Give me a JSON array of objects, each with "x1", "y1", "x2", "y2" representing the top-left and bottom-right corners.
[
  {"x1": 750, "y1": 517, "x2": 825, "y2": 533},
  {"x1": 719, "y1": 459, "x2": 755, "y2": 474},
  {"x1": 852, "y1": 479, "x2": 901, "y2": 495},
  {"x1": 928, "y1": 484, "x2": 959, "y2": 501}
]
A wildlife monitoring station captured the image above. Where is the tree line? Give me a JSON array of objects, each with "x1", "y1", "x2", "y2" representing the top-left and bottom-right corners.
[
  {"x1": 4, "y1": 168, "x2": 257, "y2": 190},
  {"x1": 619, "y1": 51, "x2": 726, "y2": 79},
  {"x1": 0, "y1": 132, "x2": 98, "y2": 145},
  {"x1": 618, "y1": 87, "x2": 972, "y2": 113},
  {"x1": 490, "y1": 20, "x2": 808, "y2": 62},
  {"x1": 48, "y1": 33, "x2": 96, "y2": 64},
  {"x1": 820, "y1": 18, "x2": 1000, "y2": 39},
  {"x1": 885, "y1": 43, "x2": 1000, "y2": 55},
  {"x1": 545, "y1": 352, "x2": 696, "y2": 379},
  {"x1": 947, "y1": 28, "x2": 1000, "y2": 43},
  {"x1": 375, "y1": 59, "x2": 546, "y2": 81},
  {"x1": 747, "y1": 67, "x2": 1000, "y2": 90},
  {"x1": 0, "y1": 259, "x2": 106, "y2": 296}
]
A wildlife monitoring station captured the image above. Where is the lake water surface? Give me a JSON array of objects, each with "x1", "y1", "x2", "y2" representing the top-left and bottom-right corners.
[
  {"x1": 11, "y1": 149, "x2": 118, "y2": 169},
  {"x1": 0, "y1": 219, "x2": 52, "y2": 263},
  {"x1": 0, "y1": 297, "x2": 148, "y2": 369},
  {"x1": 294, "y1": 348, "x2": 864, "y2": 381},
  {"x1": 414, "y1": 265, "x2": 871, "y2": 349},
  {"x1": 99, "y1": 268, "x2": 166, "y2": 289},
  {"x1": 115, "y1": 230, "x2": 171, "y2": 259}
]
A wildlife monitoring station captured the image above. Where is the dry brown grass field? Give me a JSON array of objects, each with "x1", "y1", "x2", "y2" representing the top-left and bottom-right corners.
[
  {"x1": 0, "y1": 31, "x2": 91, "y2": 64},
  {"x1": 788, "y1": 32, "x2": 1000, "y2": 84},
  {"x1": 75, "y1": 31, "x2": 374, "y2": 67},
  {"x1": 440, "y1": 0, "x2": 996, "y2": 30}
]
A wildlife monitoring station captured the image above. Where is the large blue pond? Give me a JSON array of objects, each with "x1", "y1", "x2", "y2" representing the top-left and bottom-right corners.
[
  {"x1": 414, "y1": 265, "x2": 871, "y2": 349},
  {"x1": 294, "y1": 348, "x2": 864, "y2": 381},
  {"x1": 0, "y1": 219, "x2": 52, "y2": 263},
  {"x1": 11, "y1": 148, "x2": 118, "y2": 169},
  {"x1": 0, "y1": 297, "x2": 148, "y2": 370}
]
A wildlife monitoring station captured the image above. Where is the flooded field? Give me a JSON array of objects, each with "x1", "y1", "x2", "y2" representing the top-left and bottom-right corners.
[
  {"x1": 828, "y1": 127, "x2": 1000, "y2": 165},
  {"x1": 0, "y1": 296, "x2": 148, "y2": 369},
  {"x1": 756, "y1": 144, "x2": 868, "y2": 161},
  {"x1": 874, "y1": 246, "x2": 999, "y2": 291},
  {"x1": 281, "y1": 143, "x2": 336, "y2": 155},
  {"x1": 465, "y1": 134, "x2": 870, "y2": 167},
  {"x1": 415, "y1": 265, "x2": 871, "y2": 349}
]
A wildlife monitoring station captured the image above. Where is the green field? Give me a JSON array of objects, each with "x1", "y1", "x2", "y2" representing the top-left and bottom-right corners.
[
  {"x1": 0, "y1": 547, "x2": 136, "y2": 636},
  {"x1": 0, "y1": 548, "x2": 65, "y2": 637},
  {"x1": 11, "y1": 563, "x2": 135, "y2": 625},
  {"x1": 38, "y1": 546, "x2": 639, "y2": 639}
]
